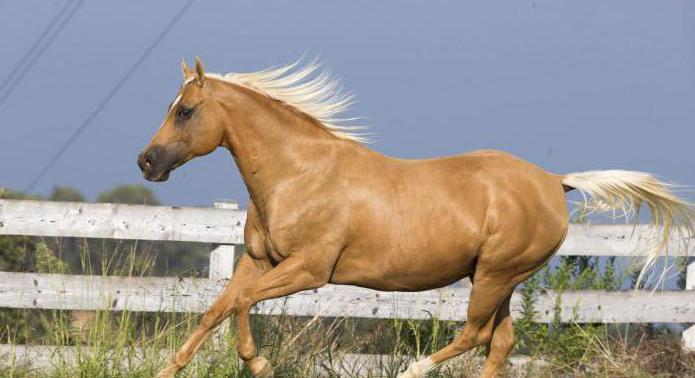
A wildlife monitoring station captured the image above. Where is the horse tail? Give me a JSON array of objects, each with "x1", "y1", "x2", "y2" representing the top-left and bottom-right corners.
[{"x1": 561, "y1": 170, "x2": 695, "y2": 287}]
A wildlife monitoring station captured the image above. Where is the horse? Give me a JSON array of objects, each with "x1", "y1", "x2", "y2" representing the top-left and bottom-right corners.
[{"x1": 138, "y1": 57, "x2": 695, "y2": 378}]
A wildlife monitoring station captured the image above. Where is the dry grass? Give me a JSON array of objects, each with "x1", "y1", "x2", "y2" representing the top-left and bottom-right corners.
[
  {"x1": 2, "y1": 307, "x2": 694, "y2": 377},
  {"x1": 2, "y1": 236, "x2": 693, "y2": 377}
]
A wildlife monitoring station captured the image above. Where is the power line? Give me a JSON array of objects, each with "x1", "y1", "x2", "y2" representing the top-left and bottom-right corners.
[
  {"x1": 23, "y1": 0, "x2": 197, "y2": 193},
  {"x1": 0, "y1": 0, "x2": 86, "y2": 109},
  {"x1": 0, "y1": 0, "x2": 76, "y2": 93}
]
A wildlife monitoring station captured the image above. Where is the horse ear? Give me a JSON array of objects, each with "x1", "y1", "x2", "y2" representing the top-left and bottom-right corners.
[
  {"x1": 194, "y1": 56, "x2": 206, "y2": 86},
  {"x1": 181, "y1": 59, "x2": 193, "y2": 79}
]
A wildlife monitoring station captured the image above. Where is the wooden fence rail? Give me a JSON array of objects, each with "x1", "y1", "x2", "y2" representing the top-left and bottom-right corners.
[
  {"x1": 1, "y1": 199, "x2": 695, "y2": 349},
  {"x1": 0, "y1": 199, "x2": 689, "y2": 256},
  {"x1": 2, "y1": 271, "x2": 695, "y2": 323}
]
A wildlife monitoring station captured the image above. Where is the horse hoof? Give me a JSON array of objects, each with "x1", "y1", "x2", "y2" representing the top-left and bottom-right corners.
[
  {"x1": 248, "y1": 356, "x2": 273, "y2": 377},
  {"x1": 397, "y1": 357, "x2": 434, "y2": 378}
]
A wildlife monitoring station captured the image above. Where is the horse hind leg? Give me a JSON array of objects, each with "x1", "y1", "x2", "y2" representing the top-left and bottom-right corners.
[
  {"x1": 397, "y1": 271, "x2": 515, "y2": 378},
  {"x1": 409, "y1": 294, "x2": 516, "y2": 378},
  {"x1": 398, "y1": 234, "x2": 562, "y2": 378},
  {"x1": 480, "y1": 295, "x2": 515, "y2": 378}
]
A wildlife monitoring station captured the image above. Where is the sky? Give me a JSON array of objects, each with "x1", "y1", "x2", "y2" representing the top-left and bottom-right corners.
[{"x1": 1, "y1": 0, "x2": 694, "y2": 207}]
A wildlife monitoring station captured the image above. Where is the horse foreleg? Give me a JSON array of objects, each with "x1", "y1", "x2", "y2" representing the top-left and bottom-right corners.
[
  {"x1": 157, "y1": 254, "x2": 269, "y2": 378},
  {"x1": 234, "y1": 254, "x2": 330, "y2": 377}
]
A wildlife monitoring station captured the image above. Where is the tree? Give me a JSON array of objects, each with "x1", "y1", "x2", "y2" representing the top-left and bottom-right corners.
[
  {"x1": 49, "y1": 186, "x2": 85, "y2": 202},
  {"x1": 0, "y1": 187, "x2": 39, "y2": 200},
  {"x1": 97, "y1": 184, "x2": 160, "y2": 205}
]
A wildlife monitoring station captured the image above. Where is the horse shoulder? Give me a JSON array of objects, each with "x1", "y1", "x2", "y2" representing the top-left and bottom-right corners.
[{"x1": 261, "y1": 180, "x2": 350, "y2": 258}]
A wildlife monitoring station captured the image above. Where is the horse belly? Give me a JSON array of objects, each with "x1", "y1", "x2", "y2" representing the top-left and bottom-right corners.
[
  {"x1": 330, "y1": 162, "x2": 487, "y2": 291},
  {"x1": 330, "y1": 233, "x2": 480, "y2": 291}
]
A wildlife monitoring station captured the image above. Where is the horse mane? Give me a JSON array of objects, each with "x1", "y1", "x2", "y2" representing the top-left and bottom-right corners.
[{"x1": 206, "y1": 59, "x2": 371, "y2": 143}]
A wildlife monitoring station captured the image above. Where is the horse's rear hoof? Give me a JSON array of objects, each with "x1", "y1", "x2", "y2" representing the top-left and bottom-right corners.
[
  {"x1": 248, "y1": 356, "x2": 273, "y2": 377},
  {"x1": 397, "y1": 357, "x2": 435, "y2": 378}
]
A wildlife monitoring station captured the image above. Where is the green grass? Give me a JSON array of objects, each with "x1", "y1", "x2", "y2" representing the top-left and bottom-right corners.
[
  {"x1": 2, "y1": 237, "x2": 694, "y2": 377},
  {"x1": 3, "y1": 305, "x2": 693, "y2": 377}
]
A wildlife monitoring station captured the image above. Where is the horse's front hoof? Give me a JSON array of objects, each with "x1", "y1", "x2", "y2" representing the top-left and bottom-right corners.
[{"x1": 247, "y1": 356, "x2": 273, "y2": 377}]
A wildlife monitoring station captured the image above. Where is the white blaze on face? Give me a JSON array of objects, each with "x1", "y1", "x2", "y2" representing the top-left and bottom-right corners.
[
  {"x1": 160, "y1": 77, "x2": 197, "y2": 130},
  {"x1": 170, "y1": 93, "x2": 184, "y2": 111},
  {"x1": 171, "y1": 77, "x2": 197, "y2": 110}
]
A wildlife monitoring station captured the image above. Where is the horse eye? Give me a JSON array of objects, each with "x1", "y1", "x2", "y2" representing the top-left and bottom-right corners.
[{"x1": 177, "y1": 106, "x2": 194, "y2": 120}]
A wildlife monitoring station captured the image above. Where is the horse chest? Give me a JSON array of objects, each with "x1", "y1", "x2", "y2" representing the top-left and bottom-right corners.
[{"x1": 248, "y1": 215, "x2": 325, "y2": 265}]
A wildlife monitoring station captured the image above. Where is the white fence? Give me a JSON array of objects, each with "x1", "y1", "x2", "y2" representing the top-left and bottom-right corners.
[{"x1": 1, "y1": 199, "x2": 695, "y2": 349}]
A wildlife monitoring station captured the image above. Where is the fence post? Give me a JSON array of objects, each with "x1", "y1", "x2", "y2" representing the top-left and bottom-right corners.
[
  {"x1": 209, "y1": 245, "x2": 235, "y2": 283},
  {"x1": 209, "y1": 200, "x2": 240, "y2": 347},
  {"x1": 684, "y1": 260, "x2": 695, "y2": 351}
]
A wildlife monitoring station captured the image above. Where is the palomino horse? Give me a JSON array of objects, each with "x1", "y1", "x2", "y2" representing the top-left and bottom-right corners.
[{"x1": 139, "y1": 58, "x2": 695, "y2": 377}]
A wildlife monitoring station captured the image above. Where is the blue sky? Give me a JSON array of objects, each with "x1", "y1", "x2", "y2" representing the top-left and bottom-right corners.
[{"x1": 1, "y1": 1, "x2": 693, "y2": 207}]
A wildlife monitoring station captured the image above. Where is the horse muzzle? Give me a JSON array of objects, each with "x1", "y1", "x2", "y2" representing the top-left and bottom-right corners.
[{"x1": 138, "y1": 145, "x2": 180, "y2": 182}]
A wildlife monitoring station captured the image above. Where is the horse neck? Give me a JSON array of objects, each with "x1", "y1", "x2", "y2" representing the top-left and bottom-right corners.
[{"x1": 218, "y1": 83, "x2": 355, "y2": 208}]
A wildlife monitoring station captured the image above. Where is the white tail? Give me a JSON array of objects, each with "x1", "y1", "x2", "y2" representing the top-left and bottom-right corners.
[{"x1": 562, "y1": 170, "x2": 695, "y2": 287}]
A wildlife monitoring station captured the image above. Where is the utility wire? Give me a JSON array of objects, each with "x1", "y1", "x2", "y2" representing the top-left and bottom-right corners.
[
  {"x1": 0, "y1": 0, "x2": 76, "y2": 93},
  {"x1": 0, "y1": 0, "x2": 86, "y2": 109},
  {"x1": 23, "y1": 0, "x2": 197, "y2": 193}
]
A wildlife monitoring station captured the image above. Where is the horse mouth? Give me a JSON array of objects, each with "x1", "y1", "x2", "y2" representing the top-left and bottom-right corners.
[
  {"x1": 144, "y1": 169, "x2": 171, "y2": 182},
  {"x1": 144, "y1": 160, "x2": 183, "y2": 182}
]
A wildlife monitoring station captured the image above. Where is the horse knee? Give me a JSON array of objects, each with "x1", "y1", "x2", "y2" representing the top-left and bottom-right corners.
[
  {"x1": 476, "y1": 328, "x2": 494, "y2": 346},
  {"x1": 201, "y1": 308, "x2": 225, "y2": 329},
  {"x1": 234, "y1": 289, "x2": 255, "y2": 312}
]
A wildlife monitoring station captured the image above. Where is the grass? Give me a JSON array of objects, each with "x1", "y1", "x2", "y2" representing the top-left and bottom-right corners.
[
  {"x1": 3, "y1": 305, "x2": 694, "y2": 377},
  {"x1": 2, "y1": 238, "x2": 695, "y2": 377}
]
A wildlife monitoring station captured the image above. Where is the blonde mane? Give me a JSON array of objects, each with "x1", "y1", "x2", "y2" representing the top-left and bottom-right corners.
[{"x1": 206, "y1": 59, "x2": 371, "y2": 143}]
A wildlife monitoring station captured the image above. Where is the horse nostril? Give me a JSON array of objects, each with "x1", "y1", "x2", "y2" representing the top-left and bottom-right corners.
[
  {"x1": 137, "y1": 151, "x2": 154, "y2": 172},
  {"x1": 138, "y1": 146, "x2": 164, "y2": 174}
]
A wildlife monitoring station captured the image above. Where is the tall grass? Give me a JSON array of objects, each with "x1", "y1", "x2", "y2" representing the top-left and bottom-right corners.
[{"x1": 2, "y1": 237, "x2": 694, "y2": 377}]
